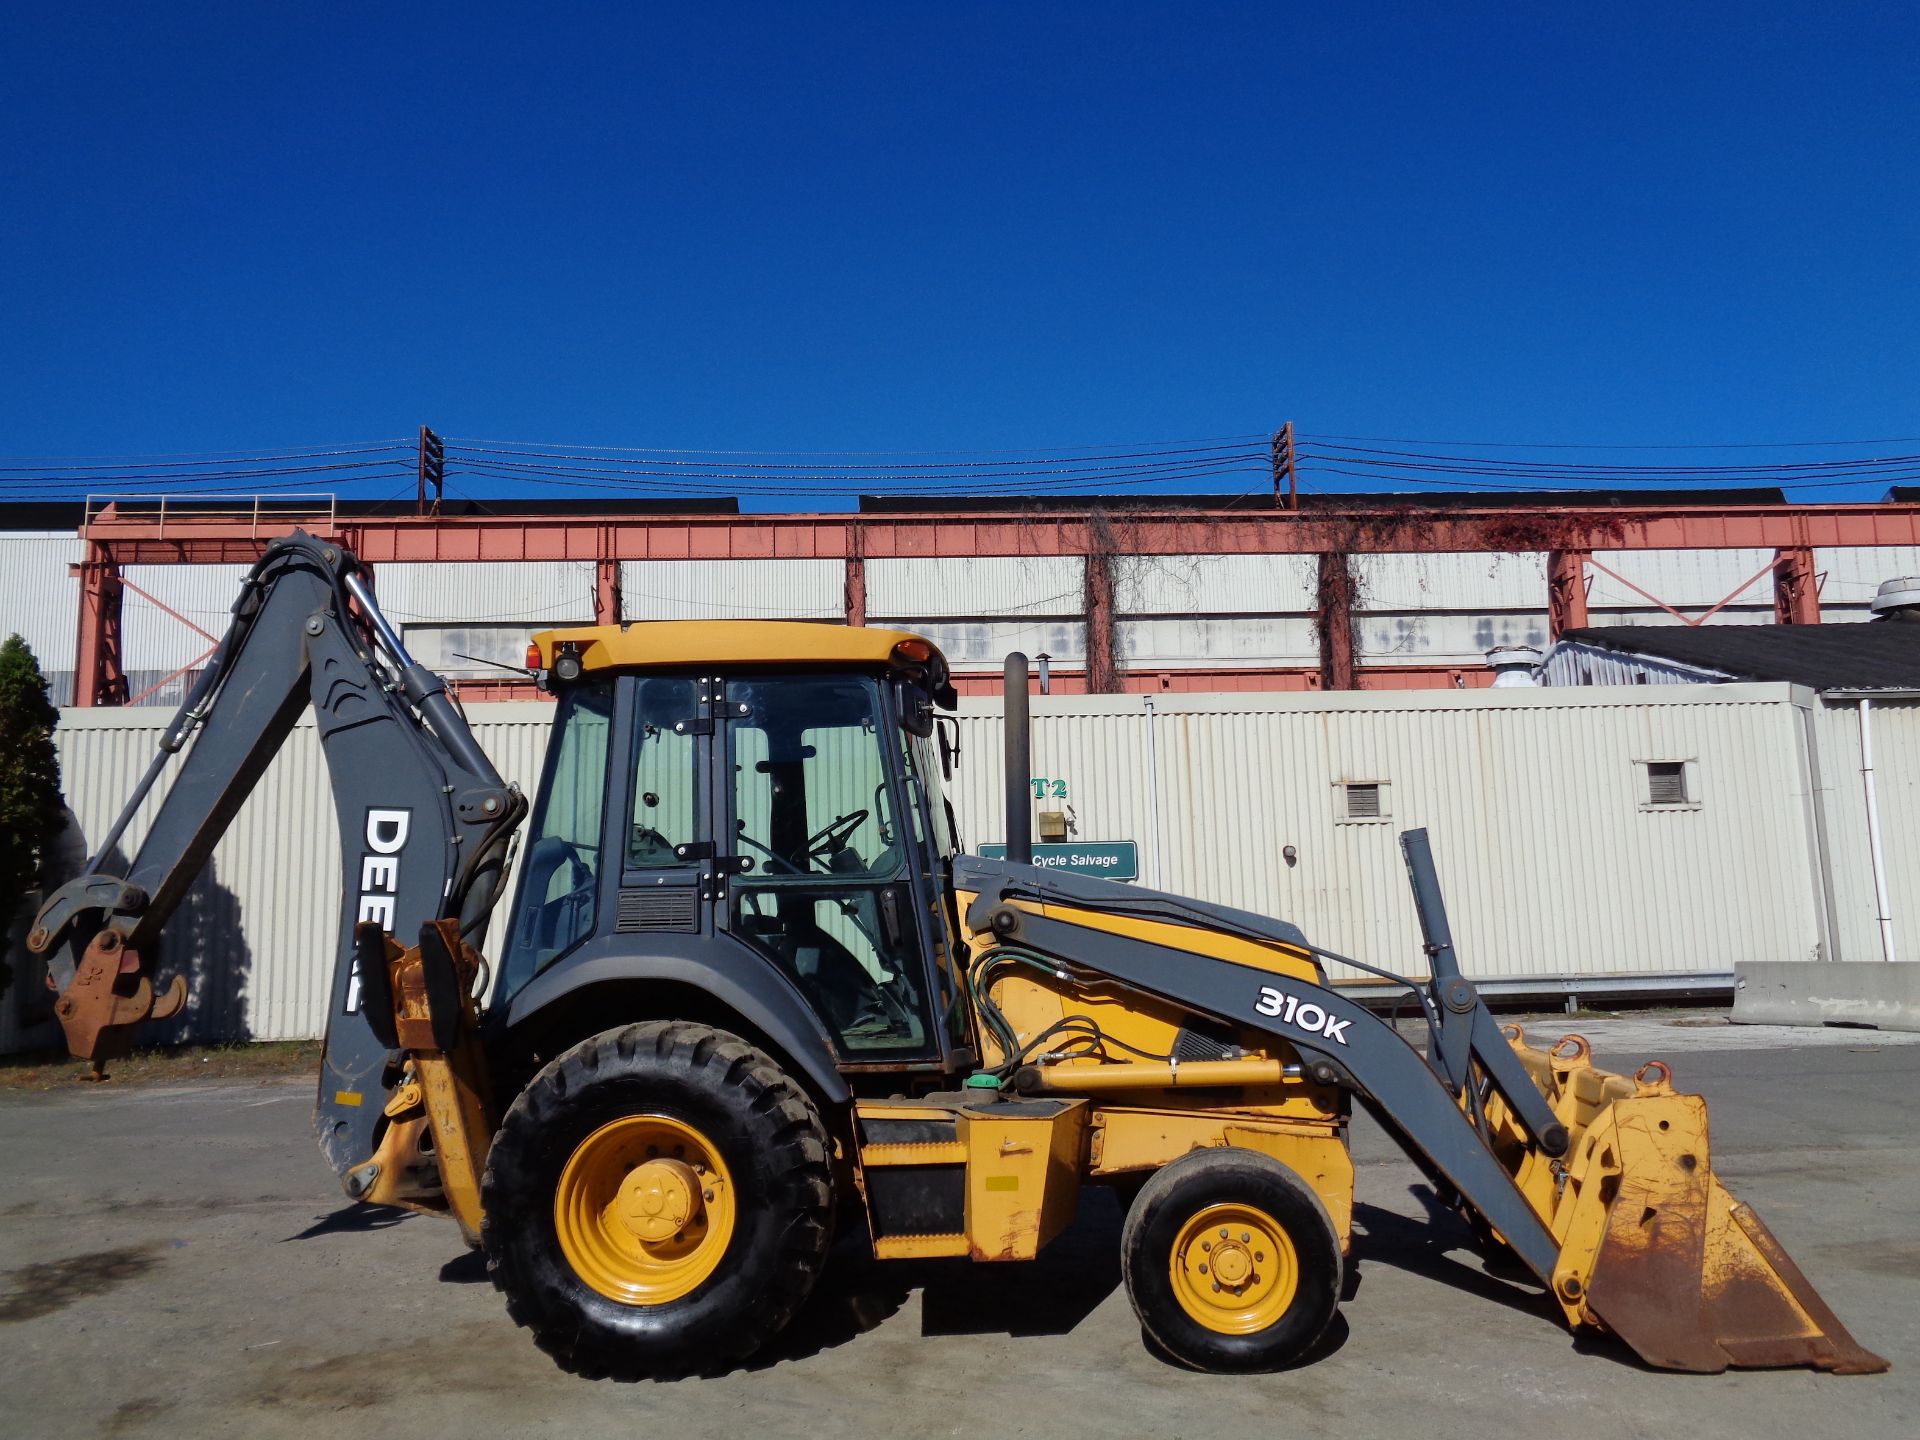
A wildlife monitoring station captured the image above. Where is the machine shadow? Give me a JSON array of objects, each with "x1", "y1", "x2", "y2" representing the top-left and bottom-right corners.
[
  {"x1": 439, "y1": 1249, "x2": 490, "y2": 1283},
  {"x1": 743, "y1": 1188, "x2": 1131, "y2": 1374},
  {"x1": 1349, "y1": 1188, "x2": 1553, "y2": 1321},
  {"x1": 1141, "y1": 1310, "x2": 1351, "y2": 1373},
  {"x1": 914, "y1": 1186, "x2": 1125, "y2": 1339},
  {"x1": 284, "y1": 1203, "x2": 413, "y2": 1241}
]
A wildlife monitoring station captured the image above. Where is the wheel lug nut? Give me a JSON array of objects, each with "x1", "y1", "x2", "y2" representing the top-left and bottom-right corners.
[
  {"x1": 703, "y1": 1189, "x2": 714, "y2": 1201},
  {"x1": 1198, "y1": 1264, "x2": 1208, "y2": 1275},
  {"x1": 1201, "y1": 1241, "x2": 1211, "y2": 1252},
  {"x1": 1241, "y1": 1232, "x2": 1251, "y2": 1243},
  {"x1": 1219, "y1": 1228, "x2": 1229, "y2": 1239},
  {"x1": 1255, "y1": 1252, "x2": 1265, "y2": 1262},
  {"x1": 1212, "y1": 1281, "x2": 1222, "y2": 1293}
]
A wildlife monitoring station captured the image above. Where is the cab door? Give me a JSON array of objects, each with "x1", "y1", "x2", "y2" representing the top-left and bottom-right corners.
[
  {"x1": 717, "y1": 672, "x2": 946, "y2": 1069},
  {"x1": 610, "y1": 673, "x2": 711, "y2": 937}
]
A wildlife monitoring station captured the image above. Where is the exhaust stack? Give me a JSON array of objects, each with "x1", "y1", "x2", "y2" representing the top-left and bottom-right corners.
[{"x1": 1004, "y1": 652, "x2": 1031, "y2": 865}]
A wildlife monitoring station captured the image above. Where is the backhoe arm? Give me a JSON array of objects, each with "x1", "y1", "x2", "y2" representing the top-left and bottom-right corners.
[{"x1": 29, "y1": 531, "x2": 526, "y2": 1186}]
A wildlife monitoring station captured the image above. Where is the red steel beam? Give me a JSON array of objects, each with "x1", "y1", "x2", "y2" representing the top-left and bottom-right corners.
[
  {"x1": 1083, "y1": 548, "x2": 1118, "y2": 693},
  {"x1": 1315, "y1": 552, "x2": 1358, "y2": 691},
  {"x1": 1773, "y1": 546, "x2": 1821, "y2": 625},
  {"x1": 69, "y1": 543, "x2": 126, "y2": 707},
  {"x1": 593, "y1": 558, "x2": 622, "y2": 625},
  {"x1": 1546, "y1": 549, "x2": 1589, "y2": 638},
  {"x1": 844, "y1": 524, "x2": 867, "y2": 626},
  {"x1": 947, "y1": 663, "x2": 1494, "y2": 697},
  {"x1": 70, "y1": 501, "x2": 1920, "y2": 567}
]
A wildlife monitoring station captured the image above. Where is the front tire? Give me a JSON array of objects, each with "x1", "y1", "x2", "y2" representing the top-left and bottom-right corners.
[
  {"x1": 1122, "y1": 1147, "x2": 1342, "y2": 1372},
  {"x1": 482, "y1": 1021, "x2": 835, "y2": 1378}
]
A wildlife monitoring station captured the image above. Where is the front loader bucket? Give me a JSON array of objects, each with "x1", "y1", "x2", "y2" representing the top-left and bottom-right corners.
[{"x1": 1496, "y1": 1032, "x2": 1887, "y2": 1375}]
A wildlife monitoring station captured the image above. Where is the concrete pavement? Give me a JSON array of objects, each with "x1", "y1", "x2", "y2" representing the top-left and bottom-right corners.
[{"x1": 1, "y1": 1017, "x2": 1914, "y2": 1439}]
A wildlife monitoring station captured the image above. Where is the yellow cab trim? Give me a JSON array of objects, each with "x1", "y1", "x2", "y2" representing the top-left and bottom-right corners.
[{"x1": 530, "y1": 620, "x2": 949, "y2": 681}]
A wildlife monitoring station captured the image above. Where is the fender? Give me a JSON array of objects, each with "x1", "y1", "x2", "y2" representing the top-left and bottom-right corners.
[{"x1": 499, "y1": 933, "x2": 850, "y2": 1106}]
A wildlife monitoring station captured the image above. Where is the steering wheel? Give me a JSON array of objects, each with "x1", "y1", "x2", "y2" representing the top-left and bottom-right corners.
[
  {"x1": 805, "y1": 808, "x2": 869, "y2": 861},
  {"x1": 736, "y1": 828, "x2": 808, "y2": 876}
]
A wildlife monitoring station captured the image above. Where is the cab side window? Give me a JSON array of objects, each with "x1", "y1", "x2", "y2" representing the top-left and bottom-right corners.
[
  {"x1": 628, "y1": 676, "x2": 701, "y2": 870},
  {"x1": 498, "y1": 680, "x2": 614, "y2": 997}
]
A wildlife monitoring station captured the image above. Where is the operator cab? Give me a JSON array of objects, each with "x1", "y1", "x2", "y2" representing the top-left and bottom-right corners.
[{"x1": 496, "y1": 622, "x2": 968, "y2": 1079}]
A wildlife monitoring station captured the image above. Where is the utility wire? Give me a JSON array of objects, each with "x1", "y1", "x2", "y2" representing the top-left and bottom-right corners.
[
  {"x1": 1, "y1": 430, "x2": 1915, "y2": 503},
  {"x1": 0, "y1": 440, "x2": 411, "y2": 465},
  {"x1": 442, "y1": 457, "x2": 1264, "y2": 497},
  {"x1": 446, "y1": 432, "x2": 1270, "y2": 456},
  {"x1": 1299, "y1": 442, "x2": 1920, "y2": 477},
  {"x1": 444, "y1": 439, "x2": 1263, "y2": 472},
  {"x1": 1301, "y1": 432, "x2": 1920, "y2": 451},
  {"x1": 1296, "y1": 464, "x2": 1916, "y2": 493}
]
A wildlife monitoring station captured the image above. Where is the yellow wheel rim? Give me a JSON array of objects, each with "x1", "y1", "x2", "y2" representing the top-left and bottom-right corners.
[
  {"x1": 1168, "y1": 1202, "x2": 1299, "y2": 1335},
  {"x1": 554, "y1": 1114, "x2": 736, "y2": 1305}
]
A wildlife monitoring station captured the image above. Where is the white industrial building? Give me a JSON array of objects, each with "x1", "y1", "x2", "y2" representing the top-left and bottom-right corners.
[
  {"x1": 6, "y1": 497, "x2": 1920, "y2": 1051},
  {"x1": 6, "y1": 512, "x2": 1920, "y2": 703},
  {"x1": 7, "y1": 680, "x2": 1915, "y2": 1052}
]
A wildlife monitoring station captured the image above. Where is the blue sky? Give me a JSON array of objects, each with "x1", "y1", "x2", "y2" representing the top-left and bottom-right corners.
[{"x1": 1, "y1": 3, "x2": 1916, "y2": 505}]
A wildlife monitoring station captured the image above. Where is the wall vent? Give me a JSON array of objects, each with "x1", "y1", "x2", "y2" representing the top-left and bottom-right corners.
[
  {"x1": 1646, "y1": 761, "x2": 1690, "y2": 807},
  {"x1": 1343, "y1": 782, "x2": 1384, "y2": 820}
]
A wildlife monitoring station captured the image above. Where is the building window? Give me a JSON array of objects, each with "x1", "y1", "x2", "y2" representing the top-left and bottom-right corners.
[
  {"x1": 1337, "y1": 781, "x2": 1388, "y2": 822},
  {"x1": 1643, "y1": 761, "x2": 1694, "y2": 808}
]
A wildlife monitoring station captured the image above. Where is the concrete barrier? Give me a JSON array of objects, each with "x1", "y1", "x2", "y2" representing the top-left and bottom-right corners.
[{"x1": 1733, "y1": 961, "x2": 1920, "y2": 1032}]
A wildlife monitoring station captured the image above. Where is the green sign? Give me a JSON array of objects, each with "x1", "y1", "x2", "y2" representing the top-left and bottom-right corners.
[{"x1": 978, "y1": 841, "x2": 1138, "y2": 881}]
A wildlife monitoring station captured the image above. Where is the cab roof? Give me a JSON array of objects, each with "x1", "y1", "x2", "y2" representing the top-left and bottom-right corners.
[{"x1": 529, "y1": 621, "x2": 954, "y2": 703}]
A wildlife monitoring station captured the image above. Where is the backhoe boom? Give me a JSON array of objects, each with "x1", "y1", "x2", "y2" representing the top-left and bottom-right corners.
[{"x1": 29, "y1": 531, "x2": 526, "y2": 1184}]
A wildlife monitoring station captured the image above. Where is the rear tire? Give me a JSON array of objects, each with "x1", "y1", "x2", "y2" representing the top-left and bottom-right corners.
[
  {"x1": 1121, "y1": 1147, "x2": 1342, "y2": 1373},
  {"x1": 482, "y1": 1021, "x2": 835, "y2": 1378}
]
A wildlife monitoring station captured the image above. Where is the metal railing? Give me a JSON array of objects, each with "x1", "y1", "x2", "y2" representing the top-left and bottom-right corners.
[{"x1": 82, "y1": 492, "x2": 338, "y2": 540}]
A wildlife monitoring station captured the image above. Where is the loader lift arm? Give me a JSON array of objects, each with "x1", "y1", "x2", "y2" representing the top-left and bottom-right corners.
[
  {"x1": 28, "y1": 531, "x2": 527, "y2": 1190},
  {"x1": 960, "y1": 846, "x2": 1572, "y2": 1283},
  {"x1": 957, "y1": 835, "x2": 1888, "y2": 1375}
]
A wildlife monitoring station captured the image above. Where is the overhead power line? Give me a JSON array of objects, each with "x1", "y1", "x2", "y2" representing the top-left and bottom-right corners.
[
  {"x1": 1301, "y1": 432, "x2": 1920, "y2": 451},
  {"x1": 0, "y1": 428, "x2": 1913, "y2": 503},
  {"x1": 0, "y1": 439, "x2": 412, "y2": 465},
  {"x1": 445, "y1": 432, "x2": 1271, "y2": 457}
]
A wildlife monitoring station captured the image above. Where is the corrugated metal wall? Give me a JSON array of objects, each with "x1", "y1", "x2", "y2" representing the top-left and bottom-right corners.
[
  {"x1": 867, "y1": 557, "x2": 1086, "y2": 668},
  {"x1": 1114, "y1": 554, "x2": 1317, "y2": 613},
  {"x1": 2, "y1": 705, "x2": 558, "y2": 1051},
  {"x1": 1809, "y1": 698, "x2": 1920, "y2": 964},
  {"x1": 621, "y1": 558, "x2": 844, "y2": 620},
  {"x1": 1816, "y1": 547, "x2": 1920, "y2": 618},
  {"x1": 1119, "y1": 617, "x2": 1318, "y2": 669},
  {"x1": 378, "y1": 560, "x2": 598, "y2": 627},
  {"x1": 0, "y1": 532, "x2": 82, "y2": 702},
  {"x1": 1114, "y1": 555, "x2": 1319, "y2": 669},
  {"x1": 953, "y1": 686, "x2": 1826, "y2": 986},
  {"x1": 868, "y1": 556, "x2": 1083, "y2": 619},
  {"x1": 1585, "y1": 548, "x2": 1776, "y2": 625},
  {"x1": 1537, "y1": 642, "x2": 1726, "y2": 687},
  {"x1": 9, "y1": 680, "x2": 1904, "y2": 1051},
  {"x1": 1349, "y1": 553, "x2": 1551, "y2": 667}
]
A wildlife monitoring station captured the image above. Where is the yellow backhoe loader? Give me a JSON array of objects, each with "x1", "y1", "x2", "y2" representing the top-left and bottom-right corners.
[{"x1": 30, "y1": 533, "x2": 1886, "y2": 1376}]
